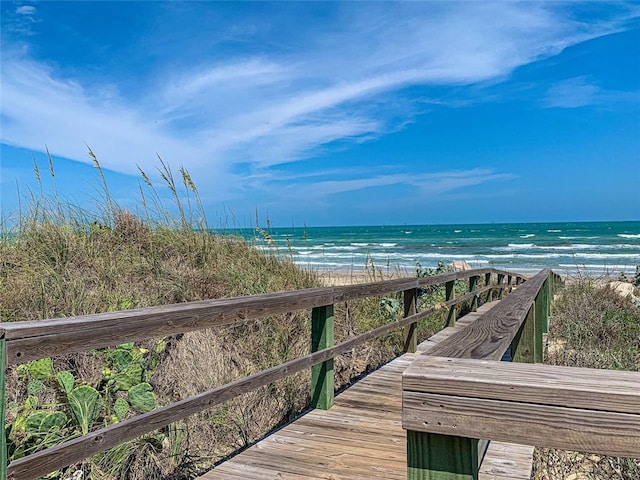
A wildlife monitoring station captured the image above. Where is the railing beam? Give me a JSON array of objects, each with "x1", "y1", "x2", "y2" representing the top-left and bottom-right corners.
[
  {"x1": 311, "y1": 305, "x2": 335, "y2": 410},
  {"x1": 0, "y1": 336, "x2": 6, "y2": 480},
  {"x1": 445, "y1": 281, "x2": 456, "y2": 327},
  {"x1": 484, "y1": 273, "x2": 492, "y2": 302},
  {"x1": 468, "y1": 276, "x2": 479, "y2": 312},
  {"x1": 403, "y1": 289, "x2": 417, "y2": 353},
  {"x1": 512, "y1": 304, "x2": 536, "y2": 363},
  {"x1": 496, "y1": 274, "x2": 505, "y2": 299}
]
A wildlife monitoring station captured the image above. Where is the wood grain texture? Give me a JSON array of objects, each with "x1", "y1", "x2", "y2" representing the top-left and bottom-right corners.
[
  {"x1": 3, "y1": 268, "x2": 520, "y2": 365},
  {"x1": 403, "y1": 356, "x2": 640, "y2": 414},
  {"x1": 311, "y1": 305, "x2": 334, "y2": 410},
  {"x1": 402, "y1": 390, "x2": 640, "y2": 458},
  {"x1": 403, "y1": 288, "x2": 418, "y2": 353},
  {"x1": 6, "y1": 303, "x2": 446, "y2": 479},
  {"x1": 422, "y1": 270, "x2": 549, "y2": 361},
  {"x1": 199, "y1": 312, "x2": 532, "y2": 480},
  {"x1": 479, "y1": 443, "x2": 534, "y2": 480}
]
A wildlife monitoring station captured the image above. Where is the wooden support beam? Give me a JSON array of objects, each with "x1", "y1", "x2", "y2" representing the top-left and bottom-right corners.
[
  {"x1": 468, "y1": 276, "x2": 479, "y2": 312},
  {"x1": 484, "y1": 273, "x2": 492, "y2": 302},
  {"x1": 534, "y1": 292, "x2": 544, "y2": 363},
  {"x1": 407, "y1": 431, "x2": 478, "y2": 480},
  {"x1": 403, "y1": 289, "x2": 417, "y2": 353},
  {"x1": 496, "y1": 274, "x2": 505, "y2": 299},
  {"x1": 0, "y1": 337, "x2": 6, "y2": 480},
  {"x1": 445, "y1": 281, "x2": 456, "y2": 327},
  {"x1": 512, "y1": 305, "x2": 535, "y2": 363},
  {"x1": 311, "y1": 305, "x2": 334, "y2": 410}
]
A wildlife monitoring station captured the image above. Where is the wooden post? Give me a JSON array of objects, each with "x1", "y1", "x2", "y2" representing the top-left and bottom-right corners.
[
  {"x1": 546, "y1": 274, "x2": 552, "y2": 318},
  {"x1": 506, "y1": 275, "x2": 512, "y2": 294},
  {"x1": 512, "y1": 305, "x2": 535, "y2": 363},
  {"x1": 534, "y1": 291, "x2": 544, "y2": 363},
  {"x1": 445, "y1": 280, "x2": 456, "y2": 327},
  {"x1": 0, "y1": 336, "x2": 6, "y2": 480},
  {"x1": 311, "y1": 305, "x2": 334, "y2": 410},
  {"x1": 407, "y1": 431, "x2": 479, "y2": 480},
  {"x1": 496, "y1": 274, "x2": 505, "y2": 299},
  {"x1": 468, "y1": 276, "x2": 479, "y2": 312},
  {"x1": 484, "y1": 273, "x2": 492, "y2": 302},
  {"x1": 403, "y1": 289, "x2": 417, "y2": 353}
]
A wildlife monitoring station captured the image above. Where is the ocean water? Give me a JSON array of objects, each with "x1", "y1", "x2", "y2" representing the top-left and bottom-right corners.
[{"x1": 223, "y1": 221, "x2": 640, "y2": 276}]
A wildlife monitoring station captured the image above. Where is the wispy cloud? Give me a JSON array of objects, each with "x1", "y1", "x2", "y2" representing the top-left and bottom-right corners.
[
  {"x1": 16, "y1": 5, "x2": 36, "y2": 16},
  {"x1": 544, "y1": 76, "x2": 602, "y2": 108},
  {"x1": 544, "y1": 76, "x2": 640, "y2": 108},
  {"x1": 1, "y1": 2, "x2": 637, "y2": 207}
]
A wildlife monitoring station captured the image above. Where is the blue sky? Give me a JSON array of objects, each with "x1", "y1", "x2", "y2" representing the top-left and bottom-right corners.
[{"x1": 1, "y1": 1, "x2": 639, "y2": 227}]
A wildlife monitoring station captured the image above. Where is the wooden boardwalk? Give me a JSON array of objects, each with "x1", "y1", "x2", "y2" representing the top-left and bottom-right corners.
[{"x1": 199, "y1": 302, "x2": 534, "y2": 480}]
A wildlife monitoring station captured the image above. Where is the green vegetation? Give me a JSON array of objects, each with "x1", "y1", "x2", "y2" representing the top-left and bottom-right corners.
[
  {"x1": 0, "y1": 153, "x2": 324, "y2": 478},
  {"x1": 533, "y1": 278, "x2": 640, "y2": 480},
  {"x1": 1, "y1": 151, "x2": 440, "y2": 478}
]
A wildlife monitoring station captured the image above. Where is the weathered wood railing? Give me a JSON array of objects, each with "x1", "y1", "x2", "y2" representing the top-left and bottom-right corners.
[
  {"x1": 0, "y1": 268, "x2": 523, "y2": 480},
  {"x1": 402, "y1": 269, "x2": 640, "y2": 480}
]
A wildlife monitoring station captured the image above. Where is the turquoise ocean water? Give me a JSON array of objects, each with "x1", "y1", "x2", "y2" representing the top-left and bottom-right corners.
[{"x1": 225, "y1": 221, "x2": 640, "y2": 276}]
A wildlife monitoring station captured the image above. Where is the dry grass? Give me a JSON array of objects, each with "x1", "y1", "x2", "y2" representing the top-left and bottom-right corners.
[
  {"x1": 532, "y1": 278, "x2": 640, "y2": 480},
  {"x1": 0, "y1": 153, "x2": 419, "y2": 478}
]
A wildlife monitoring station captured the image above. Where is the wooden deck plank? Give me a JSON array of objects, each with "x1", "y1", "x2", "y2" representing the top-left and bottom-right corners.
[
  {"x1": 479, "y1": 443, "x2": 534, "y2": 480},
  {"x1": 199, "y1": 302, "x2": 534, "y2": 479}
]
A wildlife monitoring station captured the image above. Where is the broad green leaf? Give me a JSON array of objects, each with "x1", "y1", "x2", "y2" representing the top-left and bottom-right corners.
[
  {"x1": 25, "y1": 412, "x2": 48, "y2": 433},
  {"x1": 110, "y1": 349, "x2": 133, "y2": 371},
  {"x1": 128, "y1": 383, "x2": 156, "y2": 413},
  {"x1": 27, "y1": 358, "x2": 53, "y2": 379},
  {"x1": 56, "y1": 371, "x2": 75, "y2": 394},
  {"x1": 68, "y1": 386, "x2": 103, "y2": 435},
  {"x1": 113, "y1": 363, "x2": 143, "y2": 391},
  {"x1": 27, "y1": 380, "x2": 44, "y2": 396},
  {"x1": 40, "y1": 412, "x2": 68, "y2": 431},
  {"x1": 114, "y1": 398, "x2": 130, "y2": 421}
]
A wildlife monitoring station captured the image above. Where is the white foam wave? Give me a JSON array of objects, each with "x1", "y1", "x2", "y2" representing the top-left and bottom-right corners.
[
  {"x1": 520, "y1": 234, "x2": 535, "y2": 238},
  {"x1": 547, "y1": 229, "x2": 562, "y2": 233},
  {"x1": 618, "y1": 234, "x2": 640, "y2": 239}
]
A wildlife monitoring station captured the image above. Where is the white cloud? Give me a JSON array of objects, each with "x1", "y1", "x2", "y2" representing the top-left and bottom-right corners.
[
  {"x1": 544, "y1": 77, "x2": 602, "y2": 108},
  {"x1": 16, "y1": 5, "x2": 36, "y2": 15},
  {"x1": 1, "y1": 3, "x2": 637, "y2": 206}
]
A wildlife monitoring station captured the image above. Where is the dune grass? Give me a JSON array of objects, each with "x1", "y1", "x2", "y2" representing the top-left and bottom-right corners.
[
  {"x1": 1, "y1": 152, "x2": 442, "y2": 478},
  {"x1": 532, "y1": 278, "x2": 640, "y2": 480}
]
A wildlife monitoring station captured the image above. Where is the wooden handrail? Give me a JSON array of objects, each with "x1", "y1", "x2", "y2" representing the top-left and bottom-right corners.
[
  {"x1": 1, "y1": 268, "x2": 519, "y2": 365},
  {"x1": 1, "y1": 267, "x2": 524, "y2": 479},
  {"x1": 403, "y1": 356, "x2": 640, "y2": 458},
  {"x1": 401, "y1": 270, "x2": 625, "y2": 480},
  {"x1": 422, "y1": 269, "x2": 550, "y2": 361}
]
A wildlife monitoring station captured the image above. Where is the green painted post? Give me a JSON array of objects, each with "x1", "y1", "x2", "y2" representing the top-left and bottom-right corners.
[
  {"x1": 484, "y1": 273, "x2": 492, "y2": 302},
  {"x1": 311, "y1": 305, "x2": 334, "y2": 410},
  {"x1": 496, "y1": 274, "x2": 505, "y2": 299},
  {"x1": 512, "y1": 305, "x2": 536, "y2": 363},
  {"x1": 546, "y1": 274, "x2": 552, "y2": 318},
  {"x1": 546, "y1": 279, "x2": 551, "y2": 330},
  {"x1": 468, "y1": 276, "x2": 479, "y2": 312},
  {"x1": 534, "y1": 292, "x2": 544, "y2": 363},
  {"x1": 403, "y1": 288, "x2": 417, "y2": 353},
  {"x1": 445, "y1": 280, "x2": 456, "y2": 327},
  {"x1": 0, "y1": 336, "x2": 6, "y2": 480},
  {"x1": 407, "y1": 431, "x2": 479, "y2": 480}
]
